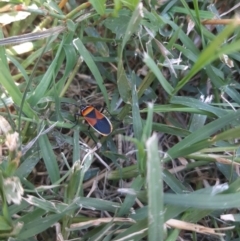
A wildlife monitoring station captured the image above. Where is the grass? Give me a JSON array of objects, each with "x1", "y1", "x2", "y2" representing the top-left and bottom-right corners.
[{"x1": 0, "y1": 0, "x2": 240, "y2": 240}]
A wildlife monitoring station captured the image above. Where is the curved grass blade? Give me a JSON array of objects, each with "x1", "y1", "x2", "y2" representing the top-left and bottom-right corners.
[{"x1": 73, "y1": 38, "x2": 110, "y2": 108}]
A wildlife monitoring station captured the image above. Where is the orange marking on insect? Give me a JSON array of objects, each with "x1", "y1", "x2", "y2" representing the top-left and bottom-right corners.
[
  {"x1": 85, "y1": 117, "x2": 98, "y2": 126},
  {"x1": 81, "y1": 106, "x2": 95, "y2": 116},
  {"x1": 80, "y1": 105, "x2": 113, "y2": 136},
  {"x1": 95, "y1": 109, "x2": 105, "y2": 120}
]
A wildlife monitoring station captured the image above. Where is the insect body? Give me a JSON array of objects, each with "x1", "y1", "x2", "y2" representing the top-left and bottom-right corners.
[{"x1": 78, "y1": 105, "x2": 113, "y2": 136}]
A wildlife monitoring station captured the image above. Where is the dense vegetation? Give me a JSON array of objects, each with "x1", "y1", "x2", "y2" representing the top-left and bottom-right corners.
[{"x1": 0, "y1": 0, "x2": 240, "y2": 240}]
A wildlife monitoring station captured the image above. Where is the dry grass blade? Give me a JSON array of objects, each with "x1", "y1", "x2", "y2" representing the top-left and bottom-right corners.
[{"x1": 166, "y1": 219, "x2": 234, "y2": 237}]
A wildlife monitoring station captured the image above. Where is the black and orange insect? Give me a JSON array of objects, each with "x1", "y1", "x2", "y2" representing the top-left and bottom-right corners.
[{"x1": 76, "y1": 105, "x2": 113, "y2": 136}]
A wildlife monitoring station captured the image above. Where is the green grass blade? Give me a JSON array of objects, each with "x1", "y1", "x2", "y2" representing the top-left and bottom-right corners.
[
  {"x1": 28, "y1": 37, "x2": 64, "y2": 106},
  {"x1": 117, "y1": 2, "x2": 142, "y2": 103},
  {"x1": 164, "y1": 189, "x2": 240, "y2": 209},
  {"x1": 170, "y1": 96, "x2": 227, "y2": 117},
  {"x1": 38, "y1": 135, "x2": 60, "y2": 185},
  {"x1": 143, "y1": 52, "x2": 174, "y2": 95},
  {"x1": 18, "y1": 213, "x2": 65, "y2": 239},
  {"x1": 146, "y1": 133, "x2": 165, "y2": 241},
  {"x1": 89, "y1": 0, "x2": 106, "y2": 15},
  {"x1": 0, "y1": 31, "x2": 35, "y2": 119},
  {"x1": 117, "y1": 175, "x2": 144, "y2": 216},
  {"x1": 73, "y1": 38, "x2": 110, "y2": 108},
  {"x1": 131, "y1": 73, "x2": 142, "y2": 139},
  {"x1": 174, "y1": 21, "x2": 240, "y2": 93},
  {"x1": 142, "y1": 102, "x2": 153, "y2": 142},
  {"x1": 166, "y1": 110, "x2": 240, "y2": 161},
  {"x1": 121, "y1": 1, "x2": 141, "y2": 52}
]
